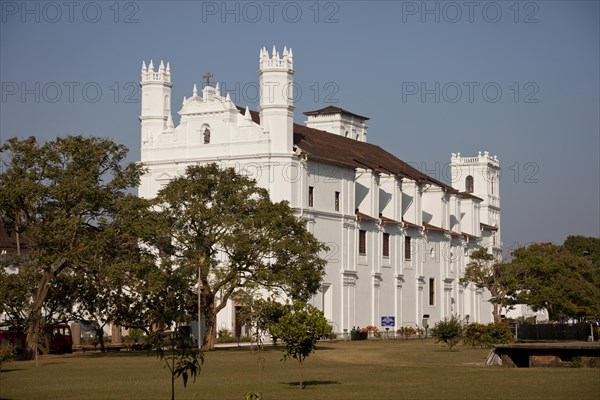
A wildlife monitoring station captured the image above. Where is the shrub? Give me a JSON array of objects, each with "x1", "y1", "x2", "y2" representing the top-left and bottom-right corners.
[
  {"x1": 464, "y1": 322, "x2": 513, "y2": 348},
  {"x1": 396, "y1": 326, "x2": 417, "y2": 338},
  {"x1": 218, "y1": 328, "x2": 232, "y2": 339},
  {"x1": 0, "y1": 343, "x2": 17, "y2": 371},
  {"x1": 215, "y1": 335, "x2": 252, "y2": 344},
  {"x1": 464, "y1": 323, "x2": 488, "y2": 347},
  {"x1": 366, "y1": 325, "x2": 381, "y2": 338},
  {"x1": 485, "y1": 322, "x2": 513, "y2": 345},
  {"x1": 431, "y1": 316, "x2": 463, "y2": 351},
  {"x1": 570, "y1": 356, "x2": 583, "y2": 368},
  {"x1": 351, "y1": 328, "x2": 368, "y2": 341}
]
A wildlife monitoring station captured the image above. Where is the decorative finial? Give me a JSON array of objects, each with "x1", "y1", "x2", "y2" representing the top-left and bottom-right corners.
[
  {"x1": 272, "y1": 45, "x2": 277, "y2": 58},
  {"x1": 244, "y1": 106, "x2": 252, "y2": 121},
  {"x1": 148, "y1": 60, "x2": 154, "y2": 72},
  {"x1": 142, "y1": 60, "x2": 147, "y2": 72},
  {"x1": 193, "y1": 84, "x2": 198, "y2": 97},
  {"x1": 225, "y1": 92, "x2": 231, "y2": 102}
]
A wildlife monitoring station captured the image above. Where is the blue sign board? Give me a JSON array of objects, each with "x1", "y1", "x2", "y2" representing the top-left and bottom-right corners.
[{"x1": 381, "y1": 316, "x2": 395, "y2": 327}]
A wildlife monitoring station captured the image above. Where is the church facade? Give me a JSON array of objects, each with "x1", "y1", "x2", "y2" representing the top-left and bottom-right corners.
[{"x1": 138, "y1": 46, "x2": 502, "y2": 334}]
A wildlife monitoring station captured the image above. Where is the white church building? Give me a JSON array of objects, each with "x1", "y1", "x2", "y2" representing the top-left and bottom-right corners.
[{"x1": 138, "y1": 46, "x2": 502, "y2": 334}]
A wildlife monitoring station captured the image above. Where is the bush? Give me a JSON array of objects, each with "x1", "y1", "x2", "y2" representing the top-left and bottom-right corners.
[
  {"x1": 351, "y1": 328, "x2": 368, "y2": 341},
  {"x1": 366, "y1": 325, "x2": 381, "y2": 338},
  {"x1": 464, "y1": 322, "x2": 514, "y2": 348},
  {"x1": 464, "y1": 323, "x2": 488, "y2": 347},
  {"x1": 485, "y1": 322, "x2": 513, "y2": 345},
  {"x1": 218, "y1": 328, "x2": 232, "y2": 339},
  {"x1": 215, "y1": 335, "x2": 252, "y2": 344},
  {"x1": 431, "y1": 316, "x2": 463, "y2": 351},
  {"x1": 0, "y1": 343, "x2": 17, "y2": 371},
  {"x1": 397, "y1": 326, "x2": 417, "y2": 338}
]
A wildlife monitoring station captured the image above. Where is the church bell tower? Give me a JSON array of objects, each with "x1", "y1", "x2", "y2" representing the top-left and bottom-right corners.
[
  {"x1": 258, "y1": 46, "x2": 294, "y2": 155},
  {"x1": 451, "y1": 151, "x2": 502, "y2": 258},
  {"x1": 140, "y1": 60, "x2": 173, "y2": 160}
]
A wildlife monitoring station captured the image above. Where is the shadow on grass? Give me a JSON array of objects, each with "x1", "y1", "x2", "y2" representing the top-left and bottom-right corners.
[
  {"x1": 84, "y1": 350, "x2": 156, "y2": 358},
  {"x1": 0, "y1": 368, "x2": 24, "y2": 373},
  {"x1": 282, "y1": 380, "x2": 340, "y2": 387}
]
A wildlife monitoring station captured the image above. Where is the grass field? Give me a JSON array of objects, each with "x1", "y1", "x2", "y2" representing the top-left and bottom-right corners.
[{"x1": 1, "y1": 340, "x2": 599, "y2": 400}]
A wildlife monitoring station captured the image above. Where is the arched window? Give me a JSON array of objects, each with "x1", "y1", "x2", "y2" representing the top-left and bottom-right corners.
[
  {"x1": 465, "y1": 175, "x2": 474, "y2": 193},
  {"x1": 203, "y1": 128, "x2": 210, "y2": 144}
]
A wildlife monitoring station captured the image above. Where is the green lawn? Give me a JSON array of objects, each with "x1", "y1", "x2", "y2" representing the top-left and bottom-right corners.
[{"x1": 1, "y1": 340, "x2": 599, "y2": 400}]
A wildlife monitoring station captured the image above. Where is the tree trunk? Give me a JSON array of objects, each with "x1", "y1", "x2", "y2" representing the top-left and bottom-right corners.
[
  {"x1": 202, "y1": 304, "x2": 217, "y2": 351},
  {"x1": 492, "y1": 303, "x2": 502, "y2": 323},
  {"x1": 299, "y1": 359, "x2": 304, "y2": 389},
  {"x1": 26, "y1": 271, "x2": 52, "y2": 358},
  {"x1": 96, "y1": 326, "x2": 106, "y2": 352},
  {"x1": 171, "y1": 361, "x2": 175, "y2": 400}
]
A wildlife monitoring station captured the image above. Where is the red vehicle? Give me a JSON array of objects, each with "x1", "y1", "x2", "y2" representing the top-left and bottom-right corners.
[{"x1": 0, "y1": 323, "x2": 72, "y2": 354}]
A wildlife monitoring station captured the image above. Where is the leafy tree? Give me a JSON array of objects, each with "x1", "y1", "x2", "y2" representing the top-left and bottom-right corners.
[
  {"x1": 460, "y1": 247, "x2": 517, "y2": 323},
  {"x1": 510, "y1": 241, "x2": 600, "y2": 320},
  {"x1": 151, "y1": 329, "x2": 203, "y2": 400},
  {"x1": 0, "y1": 136, "x2": 146, "y2": 356},
  {"x1": 430, "y1": 315, "x2": 463, "y2": 351},
  {"x1": 236, "y1": 294, "x2": 290, "y2": 347},
  {"x1": 153, "y1": 164, "x2": 327, "y2": 350},
  {"x1": 563, "y1": 236, "x2": 600, "y2": 265},
  {"x1": 235, "y1": 294, "x2": 291, "y2": 398},
  {"x1": 269, "y1": 302, "x2": 333, "y2": 389}
]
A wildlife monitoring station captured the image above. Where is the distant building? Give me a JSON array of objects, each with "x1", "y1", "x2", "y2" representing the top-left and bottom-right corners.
[{"x1": 138, "y1": 46, "x2": 502, "y2": 333}]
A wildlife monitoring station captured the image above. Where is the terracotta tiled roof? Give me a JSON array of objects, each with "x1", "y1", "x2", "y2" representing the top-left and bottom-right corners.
[
  {"x1": 237, "y1": 108, "x2": 458, "y2": 192},
  {"x1": 480, "y1": 223, "x2": 498, "y2": 231},
  {"x1": 293, "y1": 125, "x2": 457, "y2": 192},
  {"x1": 423, "y1": 223, "x2": 446, "y2": 233},
  {"x1": 450, "y1": 231, "x2": 462, "y2": 238},
  {"x1": 303, "y1": 106, "x2": 370, "y2": 121}
]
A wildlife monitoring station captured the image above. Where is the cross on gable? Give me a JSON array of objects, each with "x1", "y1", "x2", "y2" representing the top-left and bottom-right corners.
[{"x1": 203, "y1": 72, "x2": 213, "y2": 88}]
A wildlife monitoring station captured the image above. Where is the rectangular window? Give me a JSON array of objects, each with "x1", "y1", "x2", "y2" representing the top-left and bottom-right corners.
[
  {"x1": 429, "y1": 278, "x2": 435, "y2": 306},
  {"x1": 359, "y1": 230, "x2": 366, "y2": 255},
  {"x1": 334, "y1": 191, "x2": 340, "y2": 211},
  {"x1": 383, "y1": 233, "x2": 390, "y2": 257},
  {"x1": 404, "y1": 236, "x2": 411, "y2": 260},
  {"x1": 308, "y1": 186, "x2": 314, "y2": 207}
]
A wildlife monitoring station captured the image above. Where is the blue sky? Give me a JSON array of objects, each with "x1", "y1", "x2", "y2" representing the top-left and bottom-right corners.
[{"x1": 1, "y1": 1, "x2": 599, "y2": 254}]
